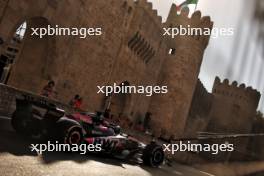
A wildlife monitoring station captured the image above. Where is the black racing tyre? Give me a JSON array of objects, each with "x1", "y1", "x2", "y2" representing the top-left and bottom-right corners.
[
  {"x1": 56, "y1": 120, "x2": 83, "y2": 145},
  {"x1": 11, "y1": 110, "x2": 29, "y2": 134},
  {"x1": 64, "y1": 126, "x2": 83, "y2": 145},
  {"x1": 11, "y1": 109, "x2": 43, "y2": 136},
  {"x1": 142, "y1": 142, "x2": 165, "y2": 167}
]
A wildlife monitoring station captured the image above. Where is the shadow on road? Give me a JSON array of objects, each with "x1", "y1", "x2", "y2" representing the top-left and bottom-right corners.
[
  {"x1": 0, "y1": 129, "x2": 38, "y2": 156},
  {"x1": 0, "y1": 118, "x2": 141, "y2": 169},
  {"x1": 0, "y1": 118, "x2": 218, "y2": 176}
]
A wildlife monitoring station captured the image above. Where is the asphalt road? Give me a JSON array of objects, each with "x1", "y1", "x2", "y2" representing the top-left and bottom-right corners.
[{"x1": 0, "y1": 116, "x2": 215, "y2": 176}]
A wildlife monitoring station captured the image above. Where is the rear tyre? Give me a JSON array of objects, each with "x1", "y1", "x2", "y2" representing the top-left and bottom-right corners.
[
  {"x1": 11, "y1": 109, "x2": 45, "y2": 138},
  {"x1": 142, "y1": 142, "x2": 164, "y2": 167},
  {"x1": 11, "y1": 110, "x2": 30, "y2": 134}
]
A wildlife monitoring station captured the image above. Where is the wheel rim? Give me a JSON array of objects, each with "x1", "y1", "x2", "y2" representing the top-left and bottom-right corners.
[
  {"x1": 69, "y1": 131, "x2": 81, "y2": 144},
  {"x1": 153, "y1": 150, "x2": 163, "y2": 163}
]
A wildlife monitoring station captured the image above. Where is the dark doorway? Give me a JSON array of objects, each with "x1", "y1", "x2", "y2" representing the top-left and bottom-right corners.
[
  {"x1": 109, "y1": 81, "x2": 131, "y2": 118},
  {"x1": 0, "y1": 55, "x2": 8, "y2": 82}
]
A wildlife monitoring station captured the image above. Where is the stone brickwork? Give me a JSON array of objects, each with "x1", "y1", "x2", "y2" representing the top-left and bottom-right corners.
[
  {"x1": 0, "y1": 83, "x2": 15, "y2": 116},
  {"x1": 184, "y1": 79, "x2": 213, "y2": 138},
  {"x1": 208, "y1": 77, "x2": 260, "y2": 134},
  {"x1": 0, "y1": 83, "x2": 75, "y2": 117},
  {"x1": 248, "y1": 114, "x2": 264, "y2": 160},
  {"x1": 0, "y1": 0, "x2": 261, "y2": 146},
  {"x1": 0, "y1": 0, "x2": 8, "y2": 20},
  {"x1": 179, "y1": 76, "x2": 261, "y2": 162},
  {"x1": 148, "y1": 6, "x2": 213, "y2": 138},
  {"x1": 205, "y1": 77, "x2": 261, "y2": 160},
  {"x1": 0, "y1": 0, "x2": 213, "y2": 138}
]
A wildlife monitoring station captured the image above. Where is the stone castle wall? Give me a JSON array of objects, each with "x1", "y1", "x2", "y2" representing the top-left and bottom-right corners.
[
  {"x1": 205, "y1": 77, "x2": 261, "y2": 160},
  {"x1": 0, "y1": 0, "x2": 212, "y2": 138},
  {"x1": 176, "y1": 76, "x2": 261, "y2": 161},
  {"x1": 184, "y1": 79, "x2": 213, "y2": 138},
  {"x1": 0, "y1": 83, "x2": 75, "y2": 117},
  {"x1": 0, "y1": 0, "x2": 167, "y2": 120},
  {"x1": 207, "y1": 77, "x2": 260, "y2": 134},
  {"x1": 0, "y1": 0, "x2": 261, "y2": 146}
]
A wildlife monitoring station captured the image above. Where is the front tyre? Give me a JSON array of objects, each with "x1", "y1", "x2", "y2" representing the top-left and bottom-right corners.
[
  {"x1": 64, "y1": 126, "x2": 83, "y2": 144},
  {"x1": 56, "y1": 119, "x2": 83, "y2": 145},
  {"x1": 142, "y1": 142, "x2": 164, "y2": 167}
]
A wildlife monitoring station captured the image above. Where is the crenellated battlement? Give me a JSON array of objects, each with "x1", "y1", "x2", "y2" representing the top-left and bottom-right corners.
[
  {"x1": 166, "y1": 4, "x2": 213, "y2": 28},
  {"x1": 124, "y1": 0, "x2": 163, "y2": 24},
  {"x1": 213, "y1": 76, "x2": 261, "y2": 107},
  {"x1": 164, "y1": 4, "x2": 213, "y2": 47},
  {"x1": 137, "y1": 0, "x2": 163, "y2": 23}
]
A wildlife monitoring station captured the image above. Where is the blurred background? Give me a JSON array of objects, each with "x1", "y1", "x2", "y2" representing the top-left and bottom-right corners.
[{"x1": 150, "y1": 0, "x2": 264, "y2": 112}]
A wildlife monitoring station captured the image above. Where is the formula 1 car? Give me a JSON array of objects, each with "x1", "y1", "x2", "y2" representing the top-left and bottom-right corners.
[{"x1": 11, "y1": 95, "x2": 165, "y2": 167}]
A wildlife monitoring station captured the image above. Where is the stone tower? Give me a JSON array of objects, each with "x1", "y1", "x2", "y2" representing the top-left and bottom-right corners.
[{"x1": 149, "y1": 5, "x2": 213, "y2": 138}]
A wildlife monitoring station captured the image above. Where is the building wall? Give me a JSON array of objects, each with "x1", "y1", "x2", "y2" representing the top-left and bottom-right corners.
[
  {"x1": 205, "y1": 77, "x2": 260, "y2": 160},
  {"x1": 0, "y1": 0, "x2": 8, "y2": 23},
  {"x1": 0, "y1": 0, "x2": 262, "y2": 152},
  {"x1": 0, "y1": 0, "x2": 180, "y2": 129},
  {"x1": 0, "y1": 83, "x2": 76, "y2": 117},
  {"x1": 184, "y1": 79, "x2": 213, "y2": 138},
  {"x1": 207, "y1": 77, "x2": 260, "y2": 133},
  {"x1": 248, "y1": 113, "x2": 264, "y2": 160}
]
